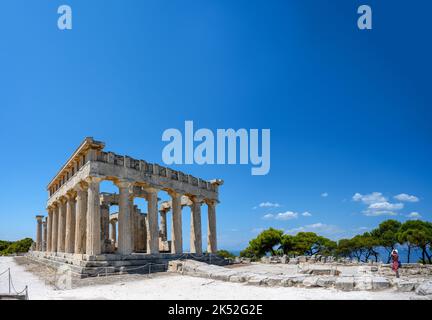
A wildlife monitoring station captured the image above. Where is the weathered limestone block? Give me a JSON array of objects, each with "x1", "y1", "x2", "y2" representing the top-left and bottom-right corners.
[
  {"x1": 288, "y1": 257, "x2": 299, "y2": 265},
  {"x1": 168, "y1": 260, "x2": 183, "y2": 272},
  {"x1": 372, "y1": 277, "x2": 390, "y2": 290},
  {"x1": 354, "y1": 276, "x2": 373, "y2": 291},
  {"x1": 416, "y1": 281, "x2": 432, "y2": 296},
  {"x1": 302, "y1": 276, "x2": 320, "y2": 287},
  {"x1": 335, "y1": 277, "x2": 355, "y2": 291},
  {"x1": 392, "y1": 279, "x2": 418, "y2": 292},
  {"x1": 265, "y1": 276, "x2": 285, "y2": 287},
  {"x1": 316, "y1": 277, "x2": 337, "y2": 288},
  {"x1": 247, "y1": 275, "x2": 268, "y2": 286}
]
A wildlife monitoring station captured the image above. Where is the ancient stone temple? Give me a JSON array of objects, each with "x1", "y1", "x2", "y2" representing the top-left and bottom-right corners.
[{"x1": 30, "y1": 137, "x2": 224, "y2": 276}]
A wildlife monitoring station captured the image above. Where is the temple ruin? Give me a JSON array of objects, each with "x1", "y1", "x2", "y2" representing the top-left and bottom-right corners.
[{"x1": 30, "y1": 137, "x2": 225, "y2": 276}]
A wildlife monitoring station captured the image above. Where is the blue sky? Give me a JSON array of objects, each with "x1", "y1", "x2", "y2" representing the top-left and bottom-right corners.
[{"x1": 0, "y1": 1, "x2": 431, "y2": 251}]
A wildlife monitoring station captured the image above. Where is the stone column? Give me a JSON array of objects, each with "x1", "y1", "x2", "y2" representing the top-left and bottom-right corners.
[
  {"x1": 146, "y1": 188, "x2": 159, "y2": 254},
  {"x1": 206, "y1": 200, "x2": 217, "y2": 253},
  {"x1": 57, "y1": 198, "x2": 67, "y2": 252},
  {"x1": 169, "y1": 191, "x2": 183, "y2": 254},
  {"x1": 190, "y1": 196, "x2": 203, "y2": 254},
  {"x1": 116, "y1": 180, "x2": 133, "y2": 255},
  {"x1": 35, "y1": 215, "x2": 44, "y2": 251},
  {"x1": 51, "y1": 204, "x2": 59, "y2": 252},
  {"x1": 42, "y1": 219, "x2": 47, "y2": 251},
  {"x1": 109, "y1": 218, "x2": 117, "y2": 245},
  {"x1": 85, "y1": 177, "x2": 102, "y2": 256},
  {"x1": 65, "y1": 193, "x2": 76, "y2": 254},
  {"x1": 159, "y1": 209, "x2": 168, "y2": 241},
  {"x1": 100, "y1": 202, "x2": 110, "y2": 253},
  {"x1": 47, "y1": 208, "x2": 53, "y2": 252},
  {"x1": 74, "y1": 183, "x2": 87, "y2": 254}
]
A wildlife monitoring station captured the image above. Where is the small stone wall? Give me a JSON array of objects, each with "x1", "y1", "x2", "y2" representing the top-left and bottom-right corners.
[{"x1": 168, "y1": 259, "x2": 432, "y2": 296}]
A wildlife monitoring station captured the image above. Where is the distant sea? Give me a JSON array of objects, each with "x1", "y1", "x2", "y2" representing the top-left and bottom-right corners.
[{"x1": 227, "y1": 247, "x2": 425, "y2": 263}]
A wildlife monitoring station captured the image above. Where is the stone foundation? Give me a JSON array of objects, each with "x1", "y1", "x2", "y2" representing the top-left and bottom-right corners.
[{"x1": 27, "y1": 251, "x2": 228, "y2": 278}]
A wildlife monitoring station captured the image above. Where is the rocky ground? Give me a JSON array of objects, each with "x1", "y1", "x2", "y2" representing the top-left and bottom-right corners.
[{"x1": 0, "y1": 256, "x2": 431, "y2": 300}]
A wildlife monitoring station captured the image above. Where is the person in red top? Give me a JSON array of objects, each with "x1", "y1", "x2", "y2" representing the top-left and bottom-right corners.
[{"x1": 391, "y1": 249, "x2": 400, "y2": 278}]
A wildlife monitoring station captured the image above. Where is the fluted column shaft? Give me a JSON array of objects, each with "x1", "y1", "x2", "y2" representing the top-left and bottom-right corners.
[
  {"x1": 190, "y1": 197, "x2": 203, "y2": 254},
  {"x1": 146, "y1": 188, "x2": 159, "y2": 254},
  {"x1": 65, "y1": 195, "x2": 76, "y2": 253},
  {"x1": 206, "y1": 200, "x2": 217, "y2": 253},
  {"x1": 159, "y1": 210, "x2": 168, "y2": 241},
  {"x1": 117, "y1": 181, "x2": 133, "y2": 255},
  {"x1": 100, "y1": 203, "x2": 110, "y2": 253},
  {"x1": 42, "y1": 219, "x2": 47, "y2": 251},
  {"x1": 47, "y1": 209, "x2": 53, "y2": 252},
  {"x1": 35, "y1": 216, "x2": 43, "y2": 251},
  {"x1": 74, "y1": 185, "x2": 87, "y2": 254},
  {"x1": 51, "y1": 205, "x2": 59, "y2": 252},
  {"x1": 170, "y1": 192, "x2": 183, "y2": 254},
  {"x1": 86, "y1": 177, "x2": 102, "y2": 256},
  {"x1": 109, "y1": 219, "x2": 117, "y2": 244},
  {"x1": 57, "y1": 199, "x2": 67, "y2": 252}
]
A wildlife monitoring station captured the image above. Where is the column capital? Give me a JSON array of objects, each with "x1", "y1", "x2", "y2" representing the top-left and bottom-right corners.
[
  {"x1": 189, "y1": 195, "x2": 205, "y2": 204},
  {"x1": 74, "y1": 181, "x2": 88, "y2": 192},
  {"x1": 85, "y1": 176, "x2": 103, "y2": 185},
  {"x1": 114, "y1": 179, "x2": 134, "y2": 189},
  {"x1": 65, "y1": 190, "x2": 77, "y2": 201},
  {"x1": 143, "y1": 186, "x2": 159, "y2": 194},
  {"x1": 36, "y1": 215, "x2": 44, "y2": 221},
  {"x1": 167, "y1": 189, "x2": 182, "y2": 198},
  {"x1": 204, "y1": 199, "x2": 218, "y2": 206},
  {"x1": 58, "y1": 196, "x2": 68, "y2": 204}
]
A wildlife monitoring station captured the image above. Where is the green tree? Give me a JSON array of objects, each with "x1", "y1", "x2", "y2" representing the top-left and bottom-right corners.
[
  {"x1": 291, "y1": 232, "x2": 336, "y2": 256},
  {"x1": 0, "y1": 238, "x2": 33, "y2": 255},
  {"x1": 397, "y1": 220, "x2": 432, "y2": 264},
  {"x1": 240, "y1": 228, "x2": 283, "y2": 260},
  {"x1": 371, "y1": 219, "x2": 402, "y2": 263},
  {"x1": 279, "y1": 234, "x2": 295, "y2": 255}
]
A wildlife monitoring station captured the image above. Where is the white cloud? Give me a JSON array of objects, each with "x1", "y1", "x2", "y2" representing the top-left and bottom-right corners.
[
  {"x1": 407, "y1": 212, "x2": 421, "y2": 219},
  {"x1": 352, "y1": 192, "x2": 387, "y2": 204},
  {"x1": 275, "y1": 211, "x2": 298, "y2": 220},
  {"x1": 285, "y1": 222, "x2": 341, "y2": 235},
  {"x1": 394, "y1": 193, "x2": 419, "y2": 203},
  {"x1": 259, "y1": 202, "x2": 281, "y2": 208},
  {"x1": 353, "y1": 192, "x2": 405, "y2": 217},
  {"x1": 368, "y1": 202, "x2": 403, "y2": 211},
  {"x1": 321, "y1": 192, "x2": 329, "y2": 198},
  {"x1": 262, "y1": 213, "x2": 274, "y2": 220},
  {"x1": 302, "y1": 211, "x2": 312, "y2": 217}
]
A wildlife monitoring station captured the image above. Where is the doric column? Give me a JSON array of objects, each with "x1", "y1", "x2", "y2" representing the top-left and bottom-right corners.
[
  {"x1": 100, "y1": 202, "x2": 110, "y2": 253},
  {"x1": 145, "y1": 187, "x2": 159, "y2": 254},
  {"x1": 169, "y1": 191, "x2": 183, "y2": 254},
  {"x1": 51, "y1": 204, "x2": 59, "y2": 252},
  {"x1": 85, "y1": 177, "x2": 102, "y2": 256},
  {"x1": 190, "y1": 196, "x2": 203, "y2": 254},
  {"x1": 35, "y1": 215, "x2": 44, "y2": 251},
  {"x1": 74, "y1": 183, "x2": 87, "y2": 254},
  {"x1": 109, "y1": 218, "x2": 117, "y2": 245},
  {"x1": 57, "y1": 197, "x2": 67, "y2": 252},
  {"x1": 159, "y1": 209, "x2": 168, "y2": 241},
  {"x1": 116, "y1": 180, "x2": 134, "y2": 255},
  {"x1": 47, "y1": 208, "x2": 53, "y2": 252},
  {"x1": 65, "y1": 193, "x2": 76, "y2": 253},
  {"x1": 206, "y1": 200, "x2": 217, "y2": 253},
  {"x1": 42, "y1": 218, "x2": 47, "y2": 251}
]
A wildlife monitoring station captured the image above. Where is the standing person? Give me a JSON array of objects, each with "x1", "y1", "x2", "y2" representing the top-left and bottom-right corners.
[{"x1": 391, "y1": 249, "x2": 400, "y2": 278}]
